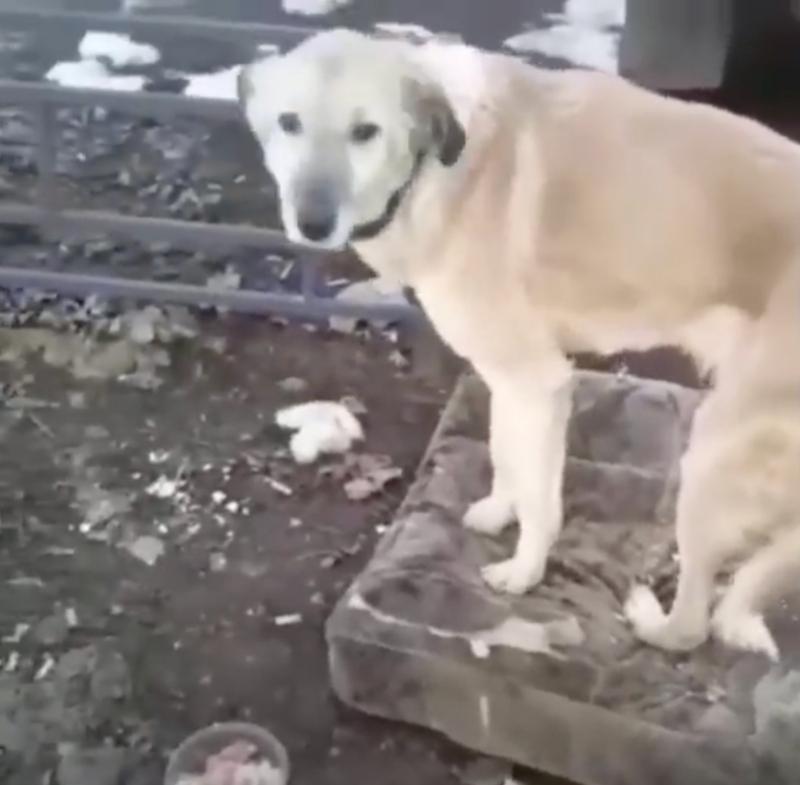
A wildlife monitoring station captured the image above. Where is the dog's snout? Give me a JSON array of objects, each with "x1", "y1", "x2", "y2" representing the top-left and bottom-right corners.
[
  {"x1": 295, "y1": 185, "x2": 338, "y2": 243},
  {"x1": 297, "y1": 213, "x2": 336, "y2": 242}
]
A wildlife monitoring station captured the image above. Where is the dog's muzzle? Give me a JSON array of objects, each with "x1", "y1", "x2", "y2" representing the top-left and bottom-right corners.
[{"x1": 294, "y1": 184, "x2": 339, "y2": 243}]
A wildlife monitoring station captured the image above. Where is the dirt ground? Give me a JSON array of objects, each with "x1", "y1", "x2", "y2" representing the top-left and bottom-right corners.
[{"x1": 0, "y1": 314, "x2": 532, "y2": 785}]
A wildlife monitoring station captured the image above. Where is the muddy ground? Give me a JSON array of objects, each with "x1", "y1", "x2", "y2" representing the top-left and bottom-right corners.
[{"x1": 0, "y1": 314, "x2": 534, "y2": 785}]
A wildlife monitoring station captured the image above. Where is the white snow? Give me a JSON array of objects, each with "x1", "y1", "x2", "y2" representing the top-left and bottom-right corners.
[
  {"x1": 504, "y1": 0, "x2": 626, "y2": 73},
  {"x1": 78, "y1": 31, "x2": 160, "y2": 68},
  {"x1": 45, "y1": 59, "x2": 146, "y2": 91},
  {"x1": 183, "y1": 65, "x2": 242, "y2": 102},
  {"x1": 374, "y1": 22, "x2": 436, "y2": 40},
  {"x1": 282, "y1": 0, "x2": 351, "y2": 16},
  {"x1": 275, "y1": 401, "x2": 364, "y2": 464}
]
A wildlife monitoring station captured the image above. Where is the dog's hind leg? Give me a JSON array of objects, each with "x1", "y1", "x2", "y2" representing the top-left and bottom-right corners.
[
  {"x1": 626, "y1": 449, "x2": 730, "y2": 651},
  {"x1": 478, "y1": 359, "x2": 574, "y2": 594},
  {"x1": 712, "y1": 525, "x2": 800, "y2": 661}
]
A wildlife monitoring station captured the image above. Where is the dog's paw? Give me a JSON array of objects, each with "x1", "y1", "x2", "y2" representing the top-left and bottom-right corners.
[
  {"x1": 481, "y1": 556, "x2": 544, "y2": 595},
  {"x1": 625, "y1": 585, "x2": 707, "y2": 651},
  {"x1": 624, "y1": 585, "x2": 667, "y2": 636},
  {"x1": 713, "y1": 609, "x2": 779, "y2": 662},
  {"x1": 463, "y1": 494, "x2": 515, "y2": 536}
]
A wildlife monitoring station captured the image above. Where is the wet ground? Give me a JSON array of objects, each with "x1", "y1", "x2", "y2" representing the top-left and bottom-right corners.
[{"x1": 0, "y1": 315, "x2": 494, "y2": 785}]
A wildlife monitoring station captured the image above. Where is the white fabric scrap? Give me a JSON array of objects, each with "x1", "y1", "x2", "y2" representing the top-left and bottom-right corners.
[{"x1": 275, "y1": 401, "x2": 364, "y2": 464}]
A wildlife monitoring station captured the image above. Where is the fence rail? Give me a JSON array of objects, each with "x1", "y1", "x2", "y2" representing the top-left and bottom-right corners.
[{"x1": 0, "y1": 9, "x2": 422, "y2": 326}]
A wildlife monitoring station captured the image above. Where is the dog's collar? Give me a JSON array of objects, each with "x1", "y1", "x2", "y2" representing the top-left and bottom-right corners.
[{"x1": 350, "y1": 152, "x2": 426, "y2": 243}]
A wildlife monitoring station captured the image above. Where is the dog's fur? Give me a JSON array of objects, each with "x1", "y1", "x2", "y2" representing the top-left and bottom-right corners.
[{"x1": 240, "y1": 29, "x2": 800, "y2": 659}]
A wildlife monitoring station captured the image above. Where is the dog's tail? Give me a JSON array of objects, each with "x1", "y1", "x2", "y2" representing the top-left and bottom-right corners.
[{"x1": 712, "y1": 522, "x2": 800, "y2": 661}]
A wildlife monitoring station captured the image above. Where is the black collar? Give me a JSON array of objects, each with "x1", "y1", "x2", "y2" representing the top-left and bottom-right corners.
[{"x1": 350, "y1": 152, "x2": 426, "y2": 242}]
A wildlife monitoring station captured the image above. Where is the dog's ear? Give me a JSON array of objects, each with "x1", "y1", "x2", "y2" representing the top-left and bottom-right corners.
[{"x1": 407, "y1": 80, "x2": 466, "y2": 167}]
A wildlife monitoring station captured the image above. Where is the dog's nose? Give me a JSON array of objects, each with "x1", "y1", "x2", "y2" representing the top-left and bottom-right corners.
[{"x1": 297, "y1": 214, "x2": 335, "y2": 242}]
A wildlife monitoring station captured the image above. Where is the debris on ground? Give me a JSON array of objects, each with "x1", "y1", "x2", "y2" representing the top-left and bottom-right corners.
[
  {"x1": 273, "y1": 614, "x2": 302, "y2": 627},
  {"x1": 46, "y1": 59, "x2": 147, "y2": 91},
  {"x1": 276, "y1": 376, "x2": 308, "y2": 394},
  {"x1": 341, "y1": 453, "x2": 403, "y2": 502},
  {"x1": 274, "y1": 400, "x2": 364, "y2": 464},
  {"x1": 123, "y1": 535, "x2": 166, "y2": 566},
  {"x1": 175, "y1": 739, "x2": 283, "y2": 785}
]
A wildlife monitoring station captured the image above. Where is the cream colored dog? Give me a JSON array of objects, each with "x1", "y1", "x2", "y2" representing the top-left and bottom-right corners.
[{"x1": 239, "y1": 29, "x2": 800, "y2": 658}]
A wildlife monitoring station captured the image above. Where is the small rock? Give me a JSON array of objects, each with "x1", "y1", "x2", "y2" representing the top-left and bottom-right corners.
[
  {"x1": 32, "y1": 613, "x2": 69, "y2": 646},
  {"x1": 209, "y1": 552, "x2": 227, "y2": 572},
  {"x1": 278, "y1": 376, "x2": 308, "y2": 394},
  {"x1": 57, "y1": 746, "x2": 126, "y2": 785},
  {"x1": 123, "y1": 535, "x2": 165, "y2": 566},
  {"x1": 342, "y1": 454, "x2": 403, "y2": 501},
  {"x1": 211, "y1": 490, "x2": 227, "y2": 505},
  {"x1": 146, "y1": 474, "x2": 179, "y2": 499}
]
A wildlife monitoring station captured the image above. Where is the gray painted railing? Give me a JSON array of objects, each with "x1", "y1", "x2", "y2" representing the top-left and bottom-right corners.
[{"x1": 0, "y1": 9, "x2": 422, "y2": 326}]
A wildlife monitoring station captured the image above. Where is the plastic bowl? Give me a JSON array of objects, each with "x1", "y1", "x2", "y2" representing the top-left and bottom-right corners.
[{"x1": 164, "y1": 721, "x2": 290, "y2": 785}]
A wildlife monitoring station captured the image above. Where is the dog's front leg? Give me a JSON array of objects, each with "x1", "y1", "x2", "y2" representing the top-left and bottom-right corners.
[
  {"x1": 472, "y1": 359, "x2": 574, "y2": 595},
  {"x1": 463, "y1": 388, "x2": 517, "y2": 535}
]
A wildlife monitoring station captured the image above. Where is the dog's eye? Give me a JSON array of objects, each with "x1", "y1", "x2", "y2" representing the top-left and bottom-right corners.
[
  {"x1": 351, "y1": 122, "x2": 380, "y2": 144},
  {"x1": 278, "y1": 112, "x2": 302, "y2": 135}
]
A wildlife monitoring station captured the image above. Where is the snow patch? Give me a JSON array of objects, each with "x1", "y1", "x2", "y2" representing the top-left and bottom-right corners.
[
  {"x1": 504, "y1": 0, "x2": 626, "y2": 73},
  {"x1": 78, "y1": 31, "x2": 160, "y2": 68},
  {"x1": 182, "y1": 65, "x2": 241, "y2": 102},
  {"x1": 46, "y1": 59, "x2": 146, "y2": 91},
  {"x1": 282, "y1": 0, "x2": 351, "y2": 17}
]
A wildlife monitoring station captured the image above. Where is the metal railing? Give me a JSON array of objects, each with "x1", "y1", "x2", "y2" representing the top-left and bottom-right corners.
[{"x1": 0, "y1": 8, "x2": 422, "y2": 326}]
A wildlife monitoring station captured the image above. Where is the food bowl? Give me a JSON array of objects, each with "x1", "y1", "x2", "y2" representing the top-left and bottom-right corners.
[{"x1": 164, "y1": 721, "x2": 290, "y2": 785}]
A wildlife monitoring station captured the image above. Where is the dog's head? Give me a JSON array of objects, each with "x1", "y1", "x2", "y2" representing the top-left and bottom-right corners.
[{"x1": 238, "y1": 29, "x2": 466, "y2": 250}]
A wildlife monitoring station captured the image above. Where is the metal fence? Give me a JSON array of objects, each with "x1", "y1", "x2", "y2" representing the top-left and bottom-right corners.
[{"x1": 0, "y1": 8, "x2": 422, "y2": 326}]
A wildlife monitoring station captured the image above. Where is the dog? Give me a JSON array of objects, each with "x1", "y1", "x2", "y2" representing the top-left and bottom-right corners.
[
  {"x1": 238, "y1": 29, "x2": 800, "y2": 658},
  {"x1": 626, "y1": 263, "x2": 800, "y2": 661}
]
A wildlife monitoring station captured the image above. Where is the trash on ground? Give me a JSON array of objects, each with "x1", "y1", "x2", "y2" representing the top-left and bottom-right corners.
[
  {"x1": 174, "y1": 739, "x2": 284, "y2": 785},
  {"x1": 342, "y1": 453, "x2": 403, "y2": 501},
  {"x1": 123, "y1": 535, "x2": 165, "y2": 566},
  {"x1": 275, "y1": 401, "x2": 364, "y2": 464}
]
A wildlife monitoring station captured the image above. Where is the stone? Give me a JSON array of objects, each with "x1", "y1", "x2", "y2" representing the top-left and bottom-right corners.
[
  {"x1": 32, "y1": 613, "x2": 70, "y2": 647},
  {"x1": 327, "y1": 370, "x2": 796, "y2": 785}
]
